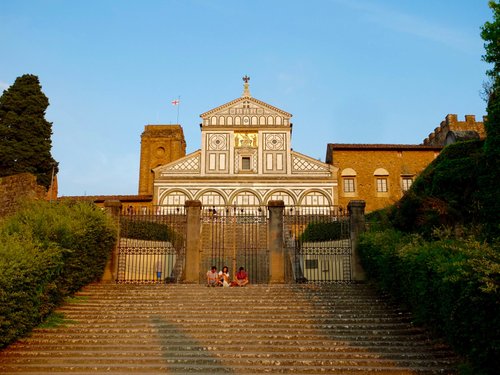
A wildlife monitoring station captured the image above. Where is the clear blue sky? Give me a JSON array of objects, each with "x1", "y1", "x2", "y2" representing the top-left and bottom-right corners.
[{"x1": 0, "y1": 0, "x2": 492, "y2": 196}]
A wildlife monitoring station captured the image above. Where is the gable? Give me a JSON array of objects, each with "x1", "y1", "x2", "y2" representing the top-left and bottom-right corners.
[
  {"x1": 200, "y1": 97, "x2": 292, "y2": 128},
  {"x1": 154, "y1": 151, "x2": 201, "y2": 176},
  {"x1": 291, "y1": 151, "x2": 332, "y2": 175}
]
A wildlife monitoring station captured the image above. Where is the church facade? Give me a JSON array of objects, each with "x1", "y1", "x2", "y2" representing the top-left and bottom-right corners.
[
  {"x1": 147, "y1": 78, "x2": 337, "y2": 209},
  {"x1": 63, "y1": 78, "x2": 485, "y2": 214}
]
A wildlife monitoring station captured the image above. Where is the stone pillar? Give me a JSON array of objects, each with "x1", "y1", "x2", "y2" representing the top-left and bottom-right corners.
[
  {"x1": 348, "y1": 200, "x2": 366, "y2": 281},
  {"x1": 184, "y1": 200, "x2": 202, "y2": 283},
  {"x1": 103, "y1": 200, "x2": 122, "y2": 283},
  {"x1": 268, "y1": 200, "x2": 285, "y2": 283}
]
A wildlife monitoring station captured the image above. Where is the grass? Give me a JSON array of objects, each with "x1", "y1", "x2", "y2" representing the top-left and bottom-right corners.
[{"x1": 38, "y1": 312, "x2": 76, "y2": 329}]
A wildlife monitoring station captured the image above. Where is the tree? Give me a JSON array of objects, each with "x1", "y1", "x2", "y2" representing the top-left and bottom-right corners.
[
  {"x1": 479, "y1": 1, "x2": 500, "y2": 238},
  {"x1": 481, "y1": 1, "x2": 500, "y2": 155},
  {"x1": 0, "y1": 74, "x2": 58, "y2": 188}
]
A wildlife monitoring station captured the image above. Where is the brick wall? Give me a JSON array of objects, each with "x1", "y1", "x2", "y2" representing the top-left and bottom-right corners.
[
  {"x1": 138, "y1": 125, "x2": 186, "y2": 195},
  {"x1": 0, "y1": 173, "x2": 48, "y2": 217}
]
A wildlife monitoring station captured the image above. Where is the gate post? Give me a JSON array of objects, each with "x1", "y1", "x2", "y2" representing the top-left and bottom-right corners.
[
  {"x1": 268, "y1": 200, "x2": 285, "y2": 283},
  {"x1": 348, "y1": 200, "x2": 366, "y2": 281},
  {"x1": 184, "y1": 200, "x2": 202, "y2": 283},
  {"x1": 103, "y1": 200, "x2": 122, "y2": 283}
]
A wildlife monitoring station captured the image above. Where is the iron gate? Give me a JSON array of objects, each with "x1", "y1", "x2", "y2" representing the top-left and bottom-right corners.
[
  {"x1": 117, "y1": 206, "x2": 186, "y2": 283},
  {"x1": 201, "y1": 205, "x2": 268, "y2": 284},
  {"x1": 284, "y1": 206, "x2": 352, "y2": 283}
]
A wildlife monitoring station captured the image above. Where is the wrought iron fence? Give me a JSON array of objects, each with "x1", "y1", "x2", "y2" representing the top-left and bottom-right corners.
[
  {"x1": 117, "y1": 206, "x2": 186, "y2": 284},
  {"x1": 201, "y1": 205, "x2": 268, "y2": 284},
  {"x1": 284, "y1": 206, "x2": 352, "y2": 283}
]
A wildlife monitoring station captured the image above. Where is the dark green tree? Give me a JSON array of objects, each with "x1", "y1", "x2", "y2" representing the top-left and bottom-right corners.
[
  {"x1": 481, "y1": 1, "x2": 500, "y2": 155},
  {"x1": 478, "y1": 1, "x2": 500, "y2": 238},
  {"x1": 0, "y1": 74, "x2": 58, "y2": 188}
]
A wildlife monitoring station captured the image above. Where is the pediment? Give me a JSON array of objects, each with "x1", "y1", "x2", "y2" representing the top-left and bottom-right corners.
[
  {"x1": 155, "y1": 151, "x2": 201, "y2": 176},
  {"x1": 291, "y1": 151, "x2": 332, "y2": 175},
  {"x1": 200, "y1": 97, "x2": 292, "y2": 127}
]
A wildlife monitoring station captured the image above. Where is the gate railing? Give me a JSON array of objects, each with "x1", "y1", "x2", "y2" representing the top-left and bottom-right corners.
[
  {"x1": 117, "y1": 206, "x2": 186, "y2": 284},
  {"x1": 284, "y1": 206, "x2": 352, "y2": 283},
  {"x1": 105, "y1": 199, "x2": 365, "y2": 284},
  {"x1": 201, "y1": 205, "x2": 268, "y2": 284}
]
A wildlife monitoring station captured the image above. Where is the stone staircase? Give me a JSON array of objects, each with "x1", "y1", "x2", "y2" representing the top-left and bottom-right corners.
[{"x1": 0, "y1": 283, "x2": 460, "y2": 374}]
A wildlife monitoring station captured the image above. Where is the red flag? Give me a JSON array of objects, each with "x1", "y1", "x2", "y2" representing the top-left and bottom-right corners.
[{"x1": 171, "y1": 99, "x2": 180, "y2": 106}]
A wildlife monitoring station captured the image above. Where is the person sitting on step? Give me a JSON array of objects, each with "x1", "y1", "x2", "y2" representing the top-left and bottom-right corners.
[
  {"x1": 234, "y1": 266, "x2": 249, "y2": 287},
  {"x1": 219, "y1": 266, "x2": 231, "y2": 287},
  {"x1": 206, "y1": 266, "x2": 220, "y2": 287}
]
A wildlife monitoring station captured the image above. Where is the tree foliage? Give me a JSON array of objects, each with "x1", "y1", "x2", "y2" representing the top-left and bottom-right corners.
[
  {"x1": 479, "y1": 1, "x2": 500, "y2": 237},
  {"x1": 0, "y1": 74, "x2": 58, "y2": 188}
]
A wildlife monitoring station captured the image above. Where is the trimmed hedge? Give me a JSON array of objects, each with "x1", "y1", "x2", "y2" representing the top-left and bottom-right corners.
[
  {"x1": 359, "y1": 229, "x2": 500, "y2": 374},
  {"x1": 120, "y1": 217, "x2": 177, "y2": 242},
  {"x1": 0, "y1": 200, "x2": 117, "y2": 348},
  {"x1": 300, "y1": 220, "x2": 349, "y2": 242}
]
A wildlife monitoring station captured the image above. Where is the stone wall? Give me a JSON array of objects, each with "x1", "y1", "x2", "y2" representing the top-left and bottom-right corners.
[
  {"x1": 326, "y1": 145, "x2": 441, "y2": 213},
  {"x1": 423, "y1": 114, "x2": 486, "y2": 146},
  {"x1": 0, "y1": 173, "x2": 48, "y2": 217}
]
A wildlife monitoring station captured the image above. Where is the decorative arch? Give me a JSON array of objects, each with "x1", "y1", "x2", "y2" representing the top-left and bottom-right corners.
[
  {"x1": 158, "y1": 189, "x2": 192, "y2": 206},
  {"x1": 195, "y1": 190, "x2": 227, "y2": 206},
  {"x1": 374, "y1": 168, "x2": 389, "y2": 176},
  {"x1": 299, "y1": 190, "x2": 332, "y2": 206},
  {"x1": 229, "y1": 190, "x2": 262, "y2": 206},
  {"x1": 264, "y1": 190, "x2": 297, "y2": 206},
  {"x1": 219, "y1": 116, "x2": 225, "y2": 125},
  {"x1": 341, "y1": 168, "x2": 357, "y2": 176}
]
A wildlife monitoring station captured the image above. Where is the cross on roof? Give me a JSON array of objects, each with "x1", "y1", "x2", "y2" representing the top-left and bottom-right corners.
[{"x1": 242, "y1": 75, "x2": 250, "y2": 83}]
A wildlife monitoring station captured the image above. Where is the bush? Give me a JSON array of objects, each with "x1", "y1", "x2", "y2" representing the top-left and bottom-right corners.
[
  {"x1": 0, "y1": 200, "x2": 117, "y2": 348},
  {"x1": 299, "y1": 220, "x2": 349, "y2": 242},
  {"x1": 359, "y1": 229, "x2": 500, "y2": 374},
  {"x1": 120, "y1": 217, "x2": 175, "y2": 242}
]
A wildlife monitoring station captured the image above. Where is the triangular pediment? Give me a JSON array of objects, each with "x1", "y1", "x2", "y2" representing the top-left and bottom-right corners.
[
  {"x1": 201, "y1": 96, "x2": 291, "y2": 119},
  {"x1": 154, "y1": 150, "x2": 201, "y2": 176},
  {"x1": 200, "y1": 96, "x2": 292, "y2": 128},
  {"x1": 291, "y1": 151, "x2": 332, "y2": 174}
]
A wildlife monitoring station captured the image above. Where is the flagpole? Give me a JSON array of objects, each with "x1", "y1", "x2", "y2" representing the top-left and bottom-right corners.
[{"x1": 176, "y1": 95, "x2": 180, "y2": 124}]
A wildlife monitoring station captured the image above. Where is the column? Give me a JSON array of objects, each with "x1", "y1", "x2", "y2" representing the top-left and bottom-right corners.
[
  {"x1": 268, "y1": 200, "x2": 285, "y2": 283},
  {"x1": 348, "y1": 200, "x2": 366, "y2": 281},
  {"x1": 184, "y1": 200, "x2": 202, "y2": 283}
]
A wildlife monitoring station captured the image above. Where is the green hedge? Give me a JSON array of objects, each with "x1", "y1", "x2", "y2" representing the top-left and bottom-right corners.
[
  {"x1": 0, "y1": 200, "x2": 117, "y2": 348},
  {"x1": 120, "y1": 217, "x2": 177, "y2": 242},
  {"x1": 359, "y1": 229, "x2": 500, "y2": 374},
  {"x1": 300, "y1": 220, "x2": 349, "y2": 242}
]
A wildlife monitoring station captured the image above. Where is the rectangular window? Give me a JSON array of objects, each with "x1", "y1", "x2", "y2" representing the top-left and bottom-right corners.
[
  {"x1": 241, "y1": 156, "x2": 251, "y2": 170},
  {"x1": 376, "y1": 178, "x2": 388, "y2": 192},
  {"x1": 402, "y1": 177, "x2": 413, "y2": 192},
  {"x1": 343, "y1": 178, "x2": 355, "y2": 192}
]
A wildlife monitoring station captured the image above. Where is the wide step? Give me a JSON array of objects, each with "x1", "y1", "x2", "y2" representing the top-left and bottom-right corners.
[{"x1": 0, "y1": 284, "x2": 460, "y2": 374}]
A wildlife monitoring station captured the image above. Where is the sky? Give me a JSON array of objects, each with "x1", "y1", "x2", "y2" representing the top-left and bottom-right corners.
[{"x1": 0, "y1": 0, "x2": 493, "y2": 196}]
